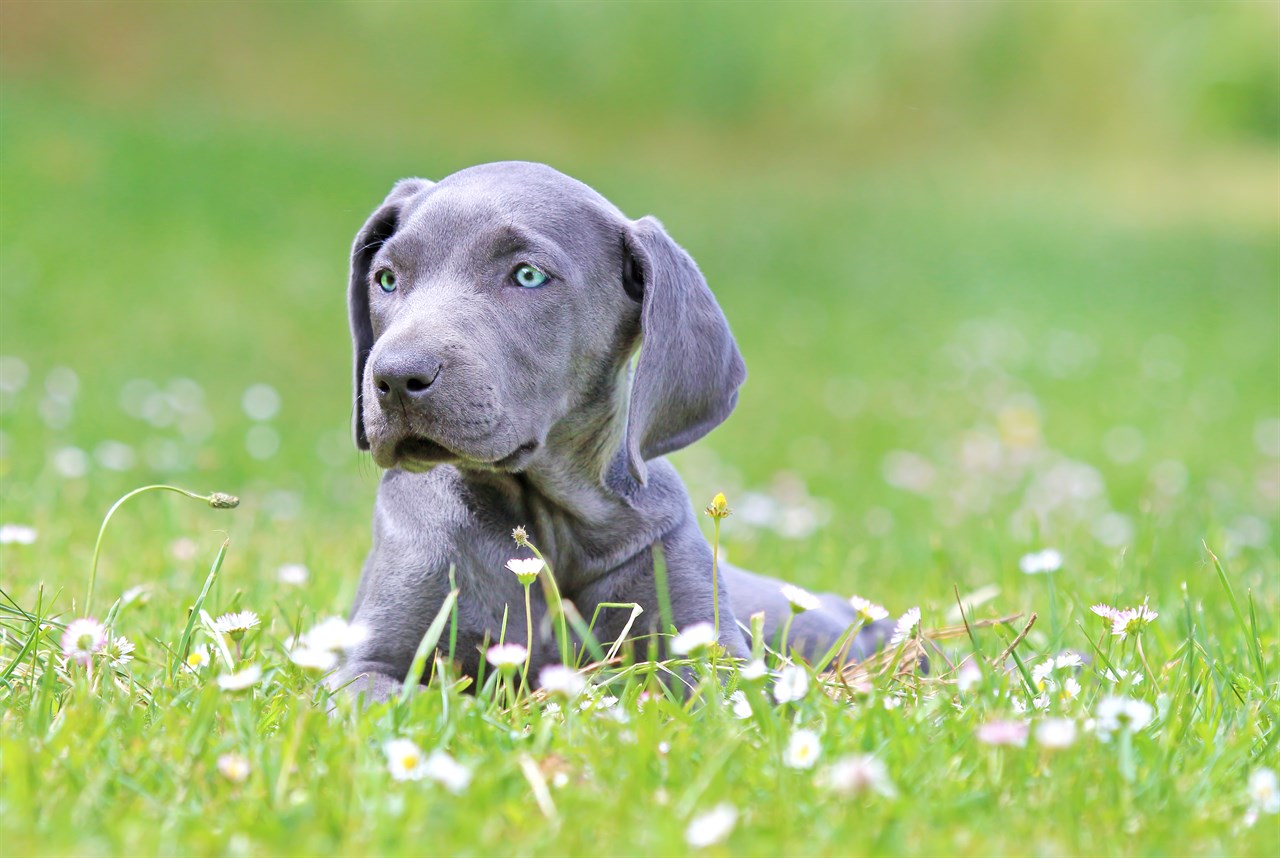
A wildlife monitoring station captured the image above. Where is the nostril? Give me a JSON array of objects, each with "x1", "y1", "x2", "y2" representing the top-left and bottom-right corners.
[
  {"x1": 405, "y1": 377, "x2": 430, "y2": 393},
  {"x1": 375, "y1": 379, "x2": 392, "y2": 396}
]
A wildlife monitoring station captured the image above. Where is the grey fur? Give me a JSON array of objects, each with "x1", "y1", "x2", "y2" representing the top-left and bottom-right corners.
[{"x1": 342, "y1": 162, "x2": 892, "y2": 700}]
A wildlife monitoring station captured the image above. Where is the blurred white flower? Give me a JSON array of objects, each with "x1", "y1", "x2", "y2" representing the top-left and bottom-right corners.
[
  {"x1": 1245, "y1": 767, "x2": 1279, "y2": 827},
  {"x1": 848, "y1": 595, "x2": 888, "y2": 624},
  {"x1": 729, "y1": 691, "x2": 752, "y2": 719},
  {"x1": 783, "y1": 729, "x2": 821, "y2": 769},
  {"x1": 0, "y1": 524, "x2": 37, "y2": 545},
  {"x1": 217, "y1": 664, "x2": 262, "y2": 692},
  {"x1": 486, "y1": 643, "x2": 528, "y2": 670},
  {"x1": 773, "y1": 664, "x2": 809, "y2": 704},
  {"x1": 1095, "y1": 695, "x2": 1154, "y2": 738},
  {"x1": 1035, "y1": 718, "x2": 1077, "y2": 749},
  {"x1": 185, "y1": 645, "x2": 211, "y2": 672},
  {"x1": 424, "y1": 749, "x2": 472, "y2": 793},
  {"x1": 889, "y1": 607, "x2": 921, "y2": 646},
  {"x1": 217, "y1": 752, "x2": 251, "y2": 783},
  {"x1": 977, "y1": 720, "x2": 1028, "y2": 746},
  {"x1": 301, "y1": 617, "x2": 370, "y2": 652},
  {"x1": 61, "y1": 618, "x2": 106, "y2": 665},
  {"x1": 1103, "y1": 667, "x2": 1144, "y2": 686},
  {"x1": 538, "y1": 664, "x2": 586, "y2": 697},
  {"x1": 1019, "y1": 548, "x2": 1063, "y2": 574},
  {"x1": 685, "y1": 803, "x2": 737, "y2": 848},
  {"x1": 1090, "y1": 603, "x2": 1119, "y2": 623},
  {"x1": 739, "y1": 659, "x2": 768, "y2": 681},
  {"x1": 817, "y1": 754, "x2": 896, "y2": 798},
  {"x1": 384, "y1": 738, "x2": 427, "y2": 781},
  {"x1": 105, "y1": 635, "x2": 135, "y2": 666},
  {"x1": 277, "y1": 563, "x2": 309, "y2": 586},
  {"x1": 671, "y1": 623, "x2": 717, "y2": 656},
  {"x1": 956, "y1": 659, "x2": 983, "y2": 693},
  {"x1": 780, "y1": 584, "x2": 820, "y2": 614},
  {"x1": 289, "y1": 647, "x2": 338, "y2": 672}
]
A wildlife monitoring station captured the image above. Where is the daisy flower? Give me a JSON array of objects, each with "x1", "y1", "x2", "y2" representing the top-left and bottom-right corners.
[
  {"x1": 889, "y1": 607, "x2": 921, "y2": 646},
  {"x1": 277, "y1": 563, "x2": 309, "y2": 586},
  {"x1": 728, "y1": 691, "x2": 753, "y2": 720},
  {"x1": 217, "y1": 664, "x2": 262, "y2": 691},
  {"x1": 1103, "y1": 667, "x2": 1144, "y2": 686},
  {"x1": 671, "y1": 622, "x2": 717, "y2": 656},
  {"x1": 783, "y1": 729, "x2": 821, "y2": 769},
  {"x1": 184, "y1": 644, "x2": 211, "y2": 672},
  {"x1": 780, "y1": 584, "x2": 820, "y2": 614},
  {"x1": 505, "y1": 557, "x2": 545, "y2": 586},
  {"x1": 214, "y1": 610, "x2": 260, "y2": 640},
  {"x1": 300, "y1": 617, "x2": 370, "y2": 652},
  {"x1": 817, "y1": 755, "x2": 896, "y2": 798},
  {"x1": 105, "y1": 635, "x2": 136, "y2": 666},
  {"x1": 216, "y1": 752, "x2": 251, "y2": 783},
  {"x1": 384, "y1": 738, "x2": 427, "y2": 781},
  {"x1": 1061, "y1": 676, "x2": 1082, "y2": 701},
  {"x1": 773, "y1": 664, "x2": 809, "y2": 704},
  {"x1": 424, "y1": 750, "x2": 471, "y2": 794},
  {"x1": 739, "y1": 658, "x2": 768, "y2": 681},
  {"x1": 1111, "y1": 602, "x2": 1158, "y2": 640},
  {"x1": 1094, "y1": 695, "x2": 1154, "y2": 738},
  {"x1": 848, "y1": 595, "x2": 889, "y2": 624},
  {"x1": 956, "y1": 659, "x2": 983, "y2": 693},
  {"x1": 1090, "y1": 603, "x2": 1120, "y2": 623},
  {"x1": 685, "y1": 804, "x2": 737, "y2": 848},
  {"x1": 486, "y1": 642, "x2": 528, "y2": 670},
  {"x1": 289, "y1": 647, "x2": 338, "y2": 672},
  {"x1": 61, "y1": 618, "x2": 106, "y2": 665},
  {"x1": 538, "y1": 665, "x2": 586, "y2": 697}
]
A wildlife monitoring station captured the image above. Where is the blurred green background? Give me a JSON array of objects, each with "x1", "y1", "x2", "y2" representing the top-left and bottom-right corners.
[{"x1": 1, "y1": 1, "x2": 1276, "y2": 613}]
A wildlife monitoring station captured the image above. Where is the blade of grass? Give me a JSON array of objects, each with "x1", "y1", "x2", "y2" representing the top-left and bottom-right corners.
[
  {"x1": 171, "y1": 538, "x2": 229, "y2": 683},
  {"x1": 399, "y1": 589, "x2": 459, "y2": 706}
]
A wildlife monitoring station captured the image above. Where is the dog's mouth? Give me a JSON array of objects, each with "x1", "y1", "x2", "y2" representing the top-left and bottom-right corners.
[{"x1": 389, "y1": 436, "x2": 539, "y2": 473}]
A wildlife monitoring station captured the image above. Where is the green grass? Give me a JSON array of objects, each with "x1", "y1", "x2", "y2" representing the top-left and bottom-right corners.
[{"x1": 1, "y1": 3, "x2": 1278, "y2": 855}]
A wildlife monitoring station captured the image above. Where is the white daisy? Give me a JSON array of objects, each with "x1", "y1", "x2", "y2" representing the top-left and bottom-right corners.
[
  {"x1": 1111, "y1": 602, "x2": 1158, "y2": 640},
  {"x1": 739, "y1": 658, "x2": 768, "y2": 681},
  {"x1": 486, "y1": 642, "x2": 528, "y2": 670},
  {"x1": 289, "y1": 647, "x2": 338, "y2": 672},
  {"x1": 1090, "y1": 603, "x2": 1120, "y2": 623},
  {"x1": 729, "y1": 691, "x2": 753, "y2": 719},
  {"x1": 773, "y1": 664, "x2": 809, "y2": 704},
  {"x1": 300, "y1": 617, "x2": 370, "y2": 652},
  {"x1": 505, "y1": 557, "x2": 545, "y2": 586},
  {"x1": 1061, "y1": 676, "x2": 1082, "y2": 701},
  {"x1": 780, "y1": 584, "x2": 821, "y2": 614},
  {"x1": 1103, "y1": 667, "x2": 1144, "y2": 686},
  {"x1": 956, "y1": 659, "x2": 983, "y2": 693},
  {"x1": 783, "y1": 729, "x2": 821, "y2": 769},
  {"x1": 184, "y1": 644, "x2": 211, "y2": 672},
  {"x1": 105, "y1": 635, "x2": 135, "y2": 666},
  {"x1": 61, "y1": 618, "x2": 106, "y2": 665},
  {"x1": 384, "y1": 738, "x2": 427, "y2": 781},
  {"x1": 889, "y1": 607, "x2": 921, "y2": 646},
  {"x1": 217, "y1": 664, "x2": 262, "y2": 692},
  {"x1": 848, "y1": 595, "x2": 889, "y2": 624},
  {"x1": 671, "y1": 623, "x2": 717, "y2": 656},
  {"x1": 685, "y1": 804, "x2": 737, "y2": 849},
  {"x1": 213, "y1": 611, "x2": 260, "y2": 639},
  {"x1": 217, "y1": 752, "x2": 251, "y2": 783}
]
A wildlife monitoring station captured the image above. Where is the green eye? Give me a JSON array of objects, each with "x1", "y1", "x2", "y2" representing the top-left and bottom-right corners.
[
  {"x1": 513, "y1": 263, "x2": 549, "y2": 289},
  {"x1": 376, "y1": 269, "x2": 397, "y2": 293}
]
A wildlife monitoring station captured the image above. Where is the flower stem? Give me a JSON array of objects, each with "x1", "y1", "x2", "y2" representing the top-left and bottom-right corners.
[
  {"x1": 86, "y1": 485, "x2": 238, "y2": 617},
  {"x1": 522, "y1": 582, "x2": 534, "y2": 695},
  {"x1": 711, "y1": 517, "x2": 722, "y2": 637}
]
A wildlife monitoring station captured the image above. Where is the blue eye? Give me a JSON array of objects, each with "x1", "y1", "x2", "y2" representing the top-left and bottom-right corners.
[
  {"x1": 375, "y1": 268, "x2": 397, "y2": 293},
  {"x1": 512, "y1": 263, "x2": 549, "y2": 288}
]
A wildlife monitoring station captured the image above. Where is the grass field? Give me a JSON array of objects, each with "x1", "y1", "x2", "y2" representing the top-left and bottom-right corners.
[{"x1": 1, "y1": 4, "x2": 1278, "y2": 856}]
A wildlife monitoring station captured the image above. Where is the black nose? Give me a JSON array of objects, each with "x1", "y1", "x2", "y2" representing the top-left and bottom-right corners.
[{"x1": 372, "y1": 354, "x2": 443, "y2": 400}]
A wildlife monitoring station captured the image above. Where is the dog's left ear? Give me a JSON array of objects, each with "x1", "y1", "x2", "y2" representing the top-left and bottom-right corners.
[
  {"x1": 349, "y1": 178, "x2": 433, "y2": 449},
  {"x1": 621, "y1": 216, "x2": 746, "y2": 484}
]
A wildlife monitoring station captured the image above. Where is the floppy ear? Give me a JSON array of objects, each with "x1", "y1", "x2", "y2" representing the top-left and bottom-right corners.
[
  {"x1": 349, "y1": 178, "x2": 432, "y2": 449},
  {"x1": 621, "y1": 216, "x2": 746, "y2": 484}
]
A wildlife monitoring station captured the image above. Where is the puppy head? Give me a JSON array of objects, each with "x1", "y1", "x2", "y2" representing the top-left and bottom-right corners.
[{"x1": 348, "y1": 161, "x2": 745, "y2": 481}]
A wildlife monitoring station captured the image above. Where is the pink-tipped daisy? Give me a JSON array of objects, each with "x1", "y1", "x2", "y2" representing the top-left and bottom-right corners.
[{"x1": 61, "y1": 618, "x2": 106, "y2": 665}]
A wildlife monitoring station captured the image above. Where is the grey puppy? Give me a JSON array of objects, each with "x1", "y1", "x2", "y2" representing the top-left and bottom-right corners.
[{"x1": 342, "y1": 161, "x2": 892, "y2": 701}]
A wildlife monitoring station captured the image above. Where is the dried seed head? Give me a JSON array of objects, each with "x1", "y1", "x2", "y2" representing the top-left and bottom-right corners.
[
  {"x1": 208, "y1": 493, "x2": 240, "y2": 509},
  {"x1": 511, "y1": 526, "x2": 530, "y2": 547}
]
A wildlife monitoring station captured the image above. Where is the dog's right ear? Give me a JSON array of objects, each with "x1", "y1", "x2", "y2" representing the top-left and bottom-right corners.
[{"x1": 349, "y1": 178, "x2": 432, "y2": 449}]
